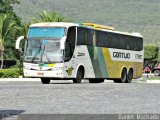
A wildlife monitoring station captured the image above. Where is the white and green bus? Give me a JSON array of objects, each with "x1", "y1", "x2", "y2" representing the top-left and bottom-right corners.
[{"x1": 16, "y1": 22, "x2": 143, "y2": 84}]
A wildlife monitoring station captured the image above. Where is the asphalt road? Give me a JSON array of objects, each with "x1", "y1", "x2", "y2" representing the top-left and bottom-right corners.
[{"x1": 0, "y1": 80, "x2": 160, "y2": 116}]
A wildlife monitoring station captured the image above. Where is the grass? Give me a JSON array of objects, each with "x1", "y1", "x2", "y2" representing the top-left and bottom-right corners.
[
  {"x1": 142, "y1": 76, "x2": 160, "y2": 81},
  {"x1": 147, "y1": 77, "x2": 160, "y2": 80}
]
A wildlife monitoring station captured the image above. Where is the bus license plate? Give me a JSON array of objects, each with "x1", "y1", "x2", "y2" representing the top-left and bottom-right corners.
[{"x1": 37, "y1": 72, "x2": 44, "y2": 75}]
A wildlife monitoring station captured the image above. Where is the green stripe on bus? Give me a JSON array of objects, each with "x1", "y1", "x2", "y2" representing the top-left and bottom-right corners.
[
  {"x1": 87, "y1": 46, "x2": 109, "y2": 78},
  {"x1": 97, "y1": 47, "x2": 109, "y2": 78},
  {"x1": 87, "y1": 46, "x2": 102, "y2": 78}
]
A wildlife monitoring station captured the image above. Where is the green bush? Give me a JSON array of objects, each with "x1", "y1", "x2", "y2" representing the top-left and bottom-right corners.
[
  {"x1": 144, "y1": 45, "x2": 159, "y2": 60},
  {"x1": 0, "y1": 68, "x2": 21, "y2": 78}
]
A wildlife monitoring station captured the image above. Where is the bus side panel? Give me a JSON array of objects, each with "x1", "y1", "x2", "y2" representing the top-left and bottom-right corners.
[
  {"x1": 87, "y1": 47, "x2": 143, "y2": 79},
  {"x1": 107, "y1": 48, "x2": 143, "y2": 79},
  {"x1": 133, "y1": 63, "x2": 143, "y2": 79},
  {"x1": 87, "y1": 46, "x2": 123, "y2": 79},
  {"x1": 101, "y1": 48, "x2": 119, "y2": 78},
  {"x1": 74, "y1": 46, "x2": 96, "y2": 78},
  {"x1": 113, "y1": 61, "x2": 143, "y2": 79}
]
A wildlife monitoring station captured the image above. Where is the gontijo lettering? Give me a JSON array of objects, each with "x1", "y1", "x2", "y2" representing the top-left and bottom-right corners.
[{"x1": 113, "y1": 52, "x2": 130, "y2": 59}]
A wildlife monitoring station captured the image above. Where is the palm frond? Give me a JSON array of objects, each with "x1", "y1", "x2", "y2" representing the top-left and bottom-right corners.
[{"x1": 33, "y1": 10, "x2": 69, "y2": 22}]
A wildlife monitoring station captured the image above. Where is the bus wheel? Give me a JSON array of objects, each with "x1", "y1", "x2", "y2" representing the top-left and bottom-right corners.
[
  {"x1": 120, "y1": 69, "x2": 127, "y2": 83},
  {"x1": 73, "y1": 68, "x2": 83, "y2": 83},
  {"x1": 126, "y1": 69, "x2": 133, "y2": 83},
  {"x1": 41, "y1": 78, "x2": 50, "y2": 84},
  {"x1": 89, "y1": 79, "x2": 104, "y2": 83}
]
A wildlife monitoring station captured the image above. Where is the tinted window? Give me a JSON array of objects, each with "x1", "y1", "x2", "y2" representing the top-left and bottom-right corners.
[
  {"x1": 77, "y1": 27, "x2": 143, "y2": 51},
  {"x1": 96, "y1": 31, "x2": 107, "y2": 47},
  {"x1": 65, "y1": 27, "x2": 76, "y2": 61},
  {"x1": 77, "y1": 27, "x2": 93, "y2": 46}
]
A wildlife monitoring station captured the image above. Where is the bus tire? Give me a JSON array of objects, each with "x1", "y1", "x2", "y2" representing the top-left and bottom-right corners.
[
  {"x1": 120, "y1": 68, "x2": 127, "y2": 83},
  {"x1": 41, "y1": 78, "x2": 50, "y2": 84},
  {"x1": 73, "y1": 68, "x2": 84, "y2": 83},
  {"x1": 89, "y1": 79, "x2": 104, "y2": 83},
  {"x1": 126, "y1": 69, "x2": 133, "y2": 83}
]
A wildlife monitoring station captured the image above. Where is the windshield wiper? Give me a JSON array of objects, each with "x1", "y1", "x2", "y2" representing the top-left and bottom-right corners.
[
  {"x1": 31, "y1": 42, "x2": 42, "y2": 63},
  {"x1": 42, "y1": 45, "x2": 52, "y2": 63}
]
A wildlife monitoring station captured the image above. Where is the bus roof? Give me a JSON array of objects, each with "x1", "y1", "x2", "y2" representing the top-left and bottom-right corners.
[
  {"x1": 103, "y1": 29, "x2": 143, "y2": 38},
  {"x1": 82, "y1": 23, "x2": 115, "y2": 30},
  {"x1": 30, "y1": 22, "x2": 143, "y2": 38},
  {"x1": 30, "y1": 22, "x2": 79, "y2": 28},
  {"x1": 81, "y1": 23, "x2": 143, "y2": 38}
]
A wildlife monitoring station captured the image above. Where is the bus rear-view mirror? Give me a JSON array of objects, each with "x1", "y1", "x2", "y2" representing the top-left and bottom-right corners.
[{"x1": 16, "y1": 36, "x2": 25, "y2": 50}]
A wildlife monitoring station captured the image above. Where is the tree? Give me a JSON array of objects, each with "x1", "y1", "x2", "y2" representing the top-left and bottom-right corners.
[
  {"x1": 19, "y1": 22, "x2": 31, "y2": 36},
  {"x1": 0, "y1": 0, "x2": 22, "y2": 62},
  {"x1": 34, "y1": 10, "x2": 69, "y2": 22},
  {"x1": 144, "y1": 45, "x2": 160, "y2": 68},
  {"x1": 0, "y1": 0, "x2": 20, "y2": 13},
  {"x1": 0, "y1": 14, "x2": 16, "y2": 68},
  {"x1": 155, "y1": 50, "x2": 160, "y2": 64},
  {"x1": 144, "y1": 45, "x2": 159, "y2": 60},
  {"x1": 0, "y1": 0, "x2": 21, "y2": 25}
]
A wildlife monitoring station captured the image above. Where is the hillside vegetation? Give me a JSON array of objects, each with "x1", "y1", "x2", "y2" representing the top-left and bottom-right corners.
[{"x1": 13, "y1": 0, "x2": 160, "y2": 44}]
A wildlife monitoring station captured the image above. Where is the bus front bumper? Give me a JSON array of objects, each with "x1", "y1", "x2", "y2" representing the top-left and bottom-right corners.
[{"x1": 23, "y1": 69, "x2": 64, "y2": 78}]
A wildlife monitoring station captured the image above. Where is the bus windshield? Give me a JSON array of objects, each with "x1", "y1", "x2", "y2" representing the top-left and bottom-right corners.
[
  {"x1": 24, "y1": 39, "x2": 63, "y2": 63},
  {"x1": 24, "y1": 27, "x2": 66, "y2": 63}
]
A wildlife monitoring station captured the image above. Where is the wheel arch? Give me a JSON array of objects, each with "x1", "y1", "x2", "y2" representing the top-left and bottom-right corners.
[{"x1": 75, "y1": 64, "x2": 85, "y2": 78}]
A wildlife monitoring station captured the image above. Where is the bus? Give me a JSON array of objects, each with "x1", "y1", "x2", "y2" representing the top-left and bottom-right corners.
[{"x1": 16, "y1": 22, "x2": 143, "y2": 84}]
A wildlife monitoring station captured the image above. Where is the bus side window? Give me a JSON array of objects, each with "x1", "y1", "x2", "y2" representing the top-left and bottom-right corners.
[
  {"x1": 65, "y1": 27, "x2": 76, "y2": 61},
  {"x1": 139, "y1": 38, "x2": 143, "y2": 51},
  {"x1": 87, "y1": 29, "x2": 93, "y2": 46},
  {"x1": 107, "y1": 34, "x2": 113, "y2": 48},
  {"x1": 83, "y1": 30, "x2": 87, "y2": 45},
  {"x1": 125, "y1": 36, "x2": 130, "y2": 50},
  {"x1": 95, "y1": 31, "x2": 107, "y2": 47},
  {"x1": 131, "y1": 37, "x2": 136, "y2": 51},
  {"x1": 77, "y1": 27, "x2": 93, "y2": 46},
  {"x1": 65, "y1": 42, "x2": 72, "y2": 61},
  {"x1": 119, "y1": 35, "x2": 124, "y2": 49},
  {"x1": 77, "y1": 27, "x2": 84, "y2": 45}
]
